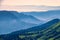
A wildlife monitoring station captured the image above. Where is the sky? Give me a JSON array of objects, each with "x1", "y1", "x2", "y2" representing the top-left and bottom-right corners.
[
  {"x1": 0, "y1": 0, "x2": 60, "y2": 11},
  {"x1": 0, "y1": 0, "x2": 60, "y2": 6}
]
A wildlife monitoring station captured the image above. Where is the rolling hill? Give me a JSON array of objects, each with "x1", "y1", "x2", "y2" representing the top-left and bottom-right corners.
[
  {"x1": 0, "y1": 19, "x2": 60, "y2": 40},
  {"x1": 0, "y1": 11, "x2": 43, "y2": 34},
  {"x1": 23, "y1": 10, "x2": 60, "y2": 21}
]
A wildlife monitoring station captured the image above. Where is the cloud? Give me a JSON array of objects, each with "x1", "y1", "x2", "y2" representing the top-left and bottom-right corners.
[{"x1": 0, "y1": 5, "x2": 60, "y2": 12}]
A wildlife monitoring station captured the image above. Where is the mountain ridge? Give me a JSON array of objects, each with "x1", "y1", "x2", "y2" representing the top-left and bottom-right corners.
[
  {"x1": 0, "y1": 11, "x2": 44, "y2": 34},
  {"x1": 0, "y1": 18, "x2": 60, "y2": 40}
]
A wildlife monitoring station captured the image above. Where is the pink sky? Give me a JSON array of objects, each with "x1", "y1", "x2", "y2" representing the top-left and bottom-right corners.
[
  {"x1": 0, "y1": 0, "x2": 60, "y2": 11},
  {"x1": 1, "y1": 0, "x2": 60, "y2": 6}
]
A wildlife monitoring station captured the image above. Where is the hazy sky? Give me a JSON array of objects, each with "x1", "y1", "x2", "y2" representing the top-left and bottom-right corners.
[
  {"x1": 0, "y1": 0, "x2": 60, "y2": 11},
  {"x1": 0, "y1": 0, "x2": 60, "y2": 6}
]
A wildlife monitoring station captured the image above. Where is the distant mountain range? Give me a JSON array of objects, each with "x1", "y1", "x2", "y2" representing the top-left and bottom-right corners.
[
  {"x1": 23, "y1": 10, "x2": 60, "y2": 21},
  {"x1": 0, "y1": 19, "x2": 60, "y2": 40},
  {"x1": 0, "y1": 11, "x2": 44, "y2": 34},
  {"x1": 0, "y1": 10, "x2": 60, "y2": 40}
]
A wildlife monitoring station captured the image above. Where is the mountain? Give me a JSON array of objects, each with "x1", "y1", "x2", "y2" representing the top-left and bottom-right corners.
[
  {"x1": 18, "y1": 13, "x2": 43, "y2": 24},
  {"x1": 0, "y1": 11, "x2": 43, "y2": 34},
  {"x1": 23, "y1": 10, "x2": 60, "y2": 21},
  {"x1": 0, "y1": 19, "x2": 60, "y2": 40}
]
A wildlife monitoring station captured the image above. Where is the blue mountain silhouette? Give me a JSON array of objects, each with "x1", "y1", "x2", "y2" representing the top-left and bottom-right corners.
[
  {"x1": 23, "y1": 10, "x2": 60, "y2": 21},
  {"x1": 0, "y1": 18, "x2": 60, "y2": 40},
  {"x1": 0, "y1": 11, "x2": 43, "y2": 34}
]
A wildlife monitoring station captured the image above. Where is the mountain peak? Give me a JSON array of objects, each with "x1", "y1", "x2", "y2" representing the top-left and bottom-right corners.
[
  {"x1": 53, "y1": 18, "x2": 60, "y2": 20},
  {"x1": 51, "y1": 18, "x2": 60, "y2": 22}
]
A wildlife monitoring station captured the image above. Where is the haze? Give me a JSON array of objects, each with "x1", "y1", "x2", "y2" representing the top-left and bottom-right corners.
[{"x1": 0, "y1": 0, "x2": 60, "y2": 12}]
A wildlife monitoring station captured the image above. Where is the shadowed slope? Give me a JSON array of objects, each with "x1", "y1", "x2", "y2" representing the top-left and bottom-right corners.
[{"x1": 0, "y1": 19, "x2": 60, "y2": 40}]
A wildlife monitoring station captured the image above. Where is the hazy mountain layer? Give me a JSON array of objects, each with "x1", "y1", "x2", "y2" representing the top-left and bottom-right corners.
[
  {"x1": 0, "y1": 19, "x2": 60, "y2": 40},
  {"x1": 0, "y1": 11, "x2": 43, "y2": 34}
]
